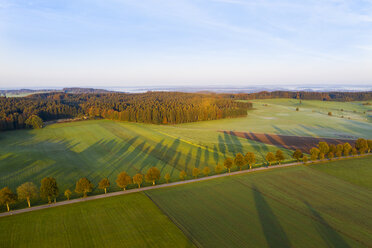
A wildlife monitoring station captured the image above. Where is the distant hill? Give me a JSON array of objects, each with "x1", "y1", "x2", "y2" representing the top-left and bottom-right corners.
[{"x1": 62, "y1": 88, "x2": 115, "y2": 94}]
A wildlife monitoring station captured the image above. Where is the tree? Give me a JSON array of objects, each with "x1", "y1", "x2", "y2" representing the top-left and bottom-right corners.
[
  {"x1": 216, "y1": 164, "x2": 224, "y2": 174},
  {"x1": 335, "y1": 144, "x2": 343, "y2": 157},
  {"x1": 64, "y1": 189, "x2": 72, "y2": 200},
  {"x1": 17, "y1": 182, "x2": 38, "y2": 207},
  {"x1": 329, "y1": 144, "x2": 336, "y2": 154},
  {"x1": 116, "y1": 172, "x2": 132, "y2": 190},
  {"x1": 224, "y1": 158, "x2": 233, "y2": 173},
  {"x1": 303, "y1": 155, "x2": 308, "y2": 164},
  {"x1": 319, "y1": 153, "x2": 325, "y2": 160},
  {"x1": 318, "y1": 142, "x2": 329, "y2": 155},
  {"x1": 293, "y1": 149, "x2": 303, "y2": 162},
  {"x1": 133, "y1": 174, "x2": 143, "y2": 188},
  {"x1": 234, "y1": 153, "x2": 245, "y2": 170},
  {"x1": 244, "y1": 152, "x2": 255, "y2": 169},
  {"x1": 0, "y1": 187, "x2": 17, "y2": 212},
  {"x1": 328, "y1": 112, "x2": 332, "y2": 116},
  {"x1": 180, "y1": 170, "x2": 187, "y2": 180},
  {"x1": 203, "y1": 167, "x2": 211, "y2": 176},
  {"x1": 355, "y1": 138, "x2": 368, "y2": 154},
  {"x1": 275, "y1": 150, "x2": 285, "y2": 164},
  {"x1": 164, "y1": 173, "x2": 171, "y2": 183},
  {"x1": 335, "y1": 150, "x2": 342, "y2": 158},
  {"x1": 296, "y1": 107, "x2": 299, "y2": 111},
  {"x1": 367, "y1": 140, "x2": 372, "y2": 153},
  {"x1": 328, "y1": 152, "x2": 334, "y2": 160},
  {"x1": 25, "y1": 115, "x2": 44, "y2": 129},
  {"x1": 98, "y1": 178, "x2": 110, "y2": 194},
  {"x1": 75, "y1": 177, "x2": 94, "y2": 197},
  {"x1": 351, "y1": 148, "x2": 358, "y2": 156},
  {"x1": 145, "y1": 167, "x2": 161, "y2": 185},
  {"x1": 266, "y1": 152, "x2": 275, "y2": 166},
  {"x1": 310, "y1": 147, "x2": 320, "y2": 161},
  {"x1": 40, "y1": 177, "x2": 59, "y2": 204},
  {"x1": 192, "y1": 167, "x2": 200, "y2": 179},
  {"x1": 343, "y1": 143, "x2": 352, "y2": 156}
]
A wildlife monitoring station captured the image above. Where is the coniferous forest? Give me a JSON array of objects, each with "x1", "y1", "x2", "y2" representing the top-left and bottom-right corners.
[{"x1": 0, "y1": 92, "x2": 252, "y2": 130}]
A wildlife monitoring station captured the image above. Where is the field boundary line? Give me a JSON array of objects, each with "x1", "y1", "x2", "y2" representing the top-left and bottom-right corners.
[
  {"x1": 0, "y1": 153, "x2": 371, "y2": 218},
  {"x1": 144, "y1": 191, "x2": 203, "y2": 248}
]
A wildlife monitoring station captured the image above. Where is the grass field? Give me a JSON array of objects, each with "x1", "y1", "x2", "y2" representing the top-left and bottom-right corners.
[
  {"x1": 0, "y1": 99, "x2": 371, "y2": 201},
  {"x1": 0, "y1": 193, "x2": 194, "y2": 248},
  {"x1": 311, "y1": 156, "x2": 372, "y2": 189},
  {"x1": 147, "y1": 161, "x2": 372, "y2": 247},
  {"x1": 0, "y1": 157, "x2": 371, "y2": 247}
]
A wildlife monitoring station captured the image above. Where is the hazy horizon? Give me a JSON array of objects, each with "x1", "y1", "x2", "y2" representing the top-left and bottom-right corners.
[{"x1": 1, "y1": 0, "x2": 372, "y2": 87}]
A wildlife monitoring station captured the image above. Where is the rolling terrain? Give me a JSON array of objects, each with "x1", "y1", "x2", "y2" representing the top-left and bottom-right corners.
[{"x1": 0, "y1": 99, "x2": 371, "y2": 202}]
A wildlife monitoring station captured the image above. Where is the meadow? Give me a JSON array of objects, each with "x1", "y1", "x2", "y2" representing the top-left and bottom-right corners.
[
  {"x1": 147, "y1": 158, "x2": 372, "y2": 248},
  {"x1": 0, "y1": 99, "x2": 371, "y2": 201},
  {"x1": 0, "y1": 193, "x2": 194, "y2": 248}
]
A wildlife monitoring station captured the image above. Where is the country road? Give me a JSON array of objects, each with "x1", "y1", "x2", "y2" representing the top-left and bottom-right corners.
[{"x1": 0, "y1": 154, "x2": 370, "y2": 218}]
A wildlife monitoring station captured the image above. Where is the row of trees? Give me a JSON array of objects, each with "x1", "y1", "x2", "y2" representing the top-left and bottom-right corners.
[
  {"x1": 0, "y1": 92, "x2": 252, "y2": 131},
  {"x1": 1, "y1": 140, "x2": 371, "y2": 212}
]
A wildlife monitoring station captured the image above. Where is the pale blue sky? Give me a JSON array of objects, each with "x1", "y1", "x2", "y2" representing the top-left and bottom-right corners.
[{"x1": 1, "y1": 0, "x2": 372, "y2": 87}]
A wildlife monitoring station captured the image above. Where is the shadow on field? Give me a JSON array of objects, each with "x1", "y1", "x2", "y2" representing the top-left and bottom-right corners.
[
  {"x1": 304, "y1": 202, "x2": 350, "y2": 248},
  {"x1": 252, "y1": 185, "x2": 291, "y2": 248},
  {"x1": 218, "y1": 134, "x2": 227, "y2": 156}
]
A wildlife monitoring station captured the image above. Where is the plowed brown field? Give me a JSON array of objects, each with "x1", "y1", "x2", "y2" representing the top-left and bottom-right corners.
[{"x1": 222, "y1": 131, "x2": 356, "y2": 152}]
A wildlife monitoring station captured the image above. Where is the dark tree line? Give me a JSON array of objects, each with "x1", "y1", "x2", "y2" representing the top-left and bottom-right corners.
[
  {"x1": 224, "y1": 91, "x2": 372, "y2": 101},
  {"x1": 0, "y1": 92, "x2": 252, "y2": 131}
]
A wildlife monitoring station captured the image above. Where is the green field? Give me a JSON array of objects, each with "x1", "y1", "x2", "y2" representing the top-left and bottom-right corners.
[
  {"x1": 1, "y1": 157, "x2": 371, "y2": 247},
  {"x1": 311, "y1": 156, "x2": 372, "y2": 189},
  {"x1": 147, "y1": 159, "x2": 372, "y2": 247},
  {"x1": 0, "y1": 99, "x2": 371, "y2": 201},
  {"x1": 0, "y1": 193, "x2": 194, "y2": 248}
]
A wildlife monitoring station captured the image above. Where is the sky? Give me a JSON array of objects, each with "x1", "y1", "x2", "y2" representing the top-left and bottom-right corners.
[{"x1": 0, "y1": 0, "x2": 372, "y2": 88}]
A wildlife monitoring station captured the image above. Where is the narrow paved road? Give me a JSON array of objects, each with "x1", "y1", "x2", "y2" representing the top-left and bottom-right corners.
[{"x1": 0, "y1": 154, "x2": 369, "y2": 218}]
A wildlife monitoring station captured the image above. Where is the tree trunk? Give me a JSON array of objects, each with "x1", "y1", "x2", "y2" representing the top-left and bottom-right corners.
[
  {"x1": 48, "y1": 196, "x2": 51, "y2": 204},
  {"x1": 104, "y1": 188, "x2": 107, "y2": 194},
  {"x1": 138, "y1": 184, "x2": 141, "y2": 188},
  {"x1": 83, "y1": 192, "x2": 87, "y2": 198},
  {"x1": 27, "y1": 197, "x2": 31, "y2": 207},
  {"x1": 228, "y1": 168, "x2": 231, "y2": 173},
  {"x1": 6, "y1": 203, "x2": 9, "y2": 212},
  {"x1": 153, "y1": 180, "x2": 155, "y2": 186},
  {"x1": 250, "y1": 165, "x2": 252, "y2": 169},
  {"x1": 54, "y1": 198, "x2": 56, "y2": 203}
]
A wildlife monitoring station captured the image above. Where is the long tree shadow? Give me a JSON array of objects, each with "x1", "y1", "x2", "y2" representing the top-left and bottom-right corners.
[
  {"x1": 304, "y1": 201, "x2": 351, "y2": 248},
  {"x1": 218, "y1": 134, "x2": 227, "y2": 156},
  {"x1": 195, "y1": 147, "x2": 202, "y2": 168},
  {"x1": 252, "y1": 185, "x2": 291, "y2": 248},
  {"x1": 213, "y1": 144, "x2": 220, "y2": 164}
]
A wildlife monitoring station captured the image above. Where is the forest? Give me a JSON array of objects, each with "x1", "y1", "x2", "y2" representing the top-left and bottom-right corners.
[
  {"x1": 0, "y1": 92, "x2": 252, "y2": 130},
  {"x1": 226, "y1": 91, "x2": 372, "y2": 101}
]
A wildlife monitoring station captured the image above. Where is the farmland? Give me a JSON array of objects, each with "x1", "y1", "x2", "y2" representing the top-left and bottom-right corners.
[
  {"x1": 0, "y1": 99, "x2": 371, "y2": 201},
  {"x1": 311, "y1": 156, "x2": 372, "y2": 189},
  {"x1": 147, "y1": 159, "x2": 372, "y2": 248},
  {"x1": 0, "y1": 193, "x2": 194, "y2": 248},
  {"x1": 1, "y1": 156, "x2": 371, "y2": 247}
]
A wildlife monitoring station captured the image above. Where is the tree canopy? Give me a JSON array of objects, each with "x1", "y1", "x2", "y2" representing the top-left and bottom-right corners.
[
  {"x1": 75, "y1": 177, "x2": 94, "y2": 197},
  {"x1": 40, "y1": 177, "x2": 59, "y2": 204},
  {"x1": 17, "y1": 182, "x2": 38, "y2": 207}
]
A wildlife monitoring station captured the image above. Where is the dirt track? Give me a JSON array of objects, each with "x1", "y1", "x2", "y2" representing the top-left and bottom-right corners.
[
  {"x1": 222, "y1": 131, "x2": 357, "y2": 152},
  {"x1": 1, "y1": 154, "x2": 369, "y2": 218}
]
